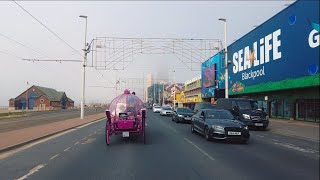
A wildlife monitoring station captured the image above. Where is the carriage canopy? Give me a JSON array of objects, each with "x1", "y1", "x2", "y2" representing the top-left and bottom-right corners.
[{"x1": 109, "y1": 90, "x2": 145, "y2": 118}]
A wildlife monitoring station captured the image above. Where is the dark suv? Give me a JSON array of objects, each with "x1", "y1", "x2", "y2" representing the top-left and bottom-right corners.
[
  {"x1": 193, "y1": 102, "x2": 216, "y2": 113},
  {"x1": 216, "y1": 98, "x2": 269, "y2": 130}
]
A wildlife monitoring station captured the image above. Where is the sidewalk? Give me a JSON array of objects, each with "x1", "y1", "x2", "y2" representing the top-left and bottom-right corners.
[
  {"x1": 0, "y1": 113, "x2": 105, "y2": 152},
  {"x1": 269, "y1": 118, "x2": 319, "y2": 142}
]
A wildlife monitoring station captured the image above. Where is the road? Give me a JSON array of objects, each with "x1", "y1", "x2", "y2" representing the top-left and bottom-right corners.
[
  {"x1": 0, "y1": 108, "x2": 105, "y2": 133},
  {"x1": 0, "y1": 110, "x2": 319, "y2": 180}
]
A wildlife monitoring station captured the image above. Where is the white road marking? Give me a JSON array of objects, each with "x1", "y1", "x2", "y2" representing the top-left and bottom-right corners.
[
  {"x1": 50, "y1": 154, "x2": 59, "y2": 160},
  {"x1": 256, "y1": 135, "x2": 265, "y2": 138},
  {"x1": 82, "y1": 137, "x2": 87, "y2": 140},
  {"x1": 271, "y1": 139, "x2": 279, "y2": 142},
  {"x1": 63, "y1": 147, "x2": 71, "y2": 152},
  {"x1": 81, "y1": 138, "x2": 96, "y2": 145},
  {"x1": 166, "y1": 125, "x2": 177, "y2": 133},
  {"x1": 16, "y1": 164, "x2": 46, "y2": 180},
  {"x1": 274, "y1": 142, "x2": 318, "y2": 153},
  {"x1": 74, "y1": 142, "x2": 79, "y2": 145},
  {"x1": 184, "y1": 138, "x2": 215, "y2": 161}
]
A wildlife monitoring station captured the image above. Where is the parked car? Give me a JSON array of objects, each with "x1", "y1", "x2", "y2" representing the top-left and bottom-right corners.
[
  {"x1": 153, "y1": 106, "x2": 162, "y2": 113},
  {"x1": 160, "y1": 106, "x2": 173, "y2": 116},
  {"x1": 216, "y1": 98, "x2": 269, "y2": 130},
  {"x1": 193, "y1": 102, "x2": 216, "y2": 113},
  {"x1": 191, "y1": 109, "x2": 250, "y2": 143},
  {"x1": 172, "y1": 107, "x2": 194, "y2": 123}
]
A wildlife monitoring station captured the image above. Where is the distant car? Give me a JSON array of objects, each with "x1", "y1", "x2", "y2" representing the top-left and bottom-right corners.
[
  {"x1": 172, "y1": 107, "x2": 194, "y2": 123},
  {"x1": 153, "y1": 106, "x2": 162, "y2": 113},
  {"x1": 193, "y1": 102, "x2": 216, "y2": 113},
  {"x1": 191, "y1": 109, "x2": 250, "y2": 143},
  {"x1": 160, "y1": 106, "x2": 173, "y2": 116}
]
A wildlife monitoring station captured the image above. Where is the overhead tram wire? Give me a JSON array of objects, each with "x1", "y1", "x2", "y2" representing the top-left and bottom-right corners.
[
  {"x1": 0, "y1": 33, "x2": 51, "y2": 59},
  {"x1": 12, "y1": 0, "x2": 84, "y2": 59},
  {"x1": 22, "y1": 59, "x2": 81, "y2": 62},
  {"x1": 0, "y1": 49, "x2": 23, "y2": 59},
  {"x1": 12, "y1": 1, "x2": 107, "y2": 79}
]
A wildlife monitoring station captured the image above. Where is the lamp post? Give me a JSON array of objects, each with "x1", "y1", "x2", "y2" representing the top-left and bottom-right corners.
[
  {"x1": 159, "y1": 90, "x2": 161, "y2": 105},
  {"x1": 218, "y1": 18, "x2": 228, "y2": 98},
  {"x1": 79, "y1": 15, "x2": 87, "y2": 119},
  {"x1": 162, "y1": 83, "x2": 165, "y2": 106}
]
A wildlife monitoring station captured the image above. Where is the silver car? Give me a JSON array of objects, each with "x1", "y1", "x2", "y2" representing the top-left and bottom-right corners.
[
  {"x1": 160, "y1": 107, "x2": 173, "y2": 116},
  {"x1": 153, "y1": 106, "x2": 162, "y2": 113}
]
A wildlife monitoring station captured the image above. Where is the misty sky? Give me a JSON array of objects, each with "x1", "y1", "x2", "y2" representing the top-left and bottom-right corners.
[{"x1": 0, "y1": 1, "x2": 293, "y2": 106}]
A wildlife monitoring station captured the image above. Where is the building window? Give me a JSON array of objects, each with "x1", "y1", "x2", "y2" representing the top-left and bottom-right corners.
[{"x1": 297, "y1": 99, "x2": 320, "y2": 122}]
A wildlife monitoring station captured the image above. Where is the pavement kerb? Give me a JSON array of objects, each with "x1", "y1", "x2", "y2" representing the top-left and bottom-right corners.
[
  {"x1": 0, "y1": 116, "x2": 105, "y2": 154},
  {"x1": 270, "y1": 118, "x2": 320, "y2": 128},
  {"x1": 268, "y1": 129, "x2": 319, "y2": 143}
]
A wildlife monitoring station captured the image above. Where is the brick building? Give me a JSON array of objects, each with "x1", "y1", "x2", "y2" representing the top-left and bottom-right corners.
[{"x1": 8, "y1": 85, "x2": 74, "y2": 110}]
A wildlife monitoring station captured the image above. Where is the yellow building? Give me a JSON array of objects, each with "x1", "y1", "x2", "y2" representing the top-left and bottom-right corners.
[{"x1": 182, "y1": 75, "x2": 202, "y2": 109}]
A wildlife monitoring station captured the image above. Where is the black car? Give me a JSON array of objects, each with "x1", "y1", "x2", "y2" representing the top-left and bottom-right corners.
[
  {"x1": 216, "y1": 98, "x2": 269, "y2": 130},
  {"x1": 191, "y1": 109, "x2": 250, "y2": 143},
  {"x1": 172, "y1": 107, "x2": 194, "y2": 123},
  {"x1": 193, "y1": 102, "x2": 216, "y2": 113}
]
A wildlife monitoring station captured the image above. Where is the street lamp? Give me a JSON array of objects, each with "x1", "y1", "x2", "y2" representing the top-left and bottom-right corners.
[
  {"x1": 80, "y1": 15, "x2": 88, "y2": 119},
  {"x1": 218, "y1": 18, "x2": 229, "y2": 98},
  {"x1": 159, "y1": 90, "x2": 161, "y2": 105},
  {"x1": 162, "y1": 83, "x2": 165, "y2": 106}
]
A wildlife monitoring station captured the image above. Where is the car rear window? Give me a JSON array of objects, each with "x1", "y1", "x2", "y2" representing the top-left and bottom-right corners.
[{"x1": 206, "y1": 110, "x2": 234, "y2": 119}]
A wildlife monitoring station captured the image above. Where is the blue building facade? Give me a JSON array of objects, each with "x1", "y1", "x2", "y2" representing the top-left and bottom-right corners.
[
  {"x1": 201, "y1": 51, "x2": 225, "y2": 101},
  {"x1": 202, "y1": 0, "x2": 319, "y2": 121}
]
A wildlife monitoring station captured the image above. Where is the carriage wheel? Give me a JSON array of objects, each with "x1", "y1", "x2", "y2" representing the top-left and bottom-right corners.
[{"x1": 105, "y1": 123, "x2": 111, "y2": 145}]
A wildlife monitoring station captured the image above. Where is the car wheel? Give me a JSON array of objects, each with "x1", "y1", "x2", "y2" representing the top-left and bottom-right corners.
[
  {"x1": 191, "y1": 124, "x2": 195, "y2": 133},
  {"x1": 204, "y1": 127, "x2": 210, "y2": 141},
  {"x1": 176, "y1": 118, "x2": 179, "y2": 123}
]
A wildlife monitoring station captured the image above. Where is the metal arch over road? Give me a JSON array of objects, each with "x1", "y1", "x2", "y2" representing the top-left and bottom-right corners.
[{"x1": 90, "y1": 37, "x2": 222, "y2": 71}]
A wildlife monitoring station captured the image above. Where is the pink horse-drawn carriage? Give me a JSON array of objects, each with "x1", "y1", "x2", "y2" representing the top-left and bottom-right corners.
[{"x1": 105, "y1": 90, "x2": 146, "y2": 145}]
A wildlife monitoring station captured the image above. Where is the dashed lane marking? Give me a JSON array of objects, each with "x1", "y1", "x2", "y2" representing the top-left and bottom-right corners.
[
  {"x1": 81, "y1": 138, "x2": 96, "y2": 145},
  {"x1": 49, "y1": 154, "x2": 59, "y2": 160},
  {"x1": 184, "y1": 138, "x2": 215, "y2": 161},
  {"x1": 82, "y1": 137, "x2": 87, "y2": 140},
  {"x1": 271, "y1": 139, "x2": 279, "y2": 142},
  {"x1": 166, "y1": 125, "x2": 177, "y2": 134},
  {"x1": 63, "y1": 147, "x2": 71, "y2": 152},
  {"x1": 74, "y1": 142, "x2": 79, "y2": 145},
  {"x1": 16, "y1": 164, "x2": 46, "y2": 180}
]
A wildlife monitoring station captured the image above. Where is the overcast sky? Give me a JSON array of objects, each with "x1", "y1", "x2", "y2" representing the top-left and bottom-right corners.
[{"x1": 0, "y1": 1, "x2": 293, "y2": 106}]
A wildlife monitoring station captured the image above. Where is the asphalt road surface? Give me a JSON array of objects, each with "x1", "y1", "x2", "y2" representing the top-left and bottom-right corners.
[
  {"x1": 0, "y1": 110, "x2": 319, "y2": 180},
  {"x1": 0, "y1": 108, "x2": 105, "y2": 133}
]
